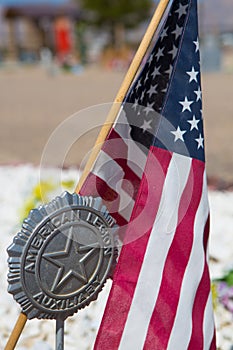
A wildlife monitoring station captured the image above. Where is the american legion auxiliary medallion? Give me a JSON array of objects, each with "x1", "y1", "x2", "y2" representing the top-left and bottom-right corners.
[{"x1": 7, "y1": 192, "x2": 118, "y2": 321}]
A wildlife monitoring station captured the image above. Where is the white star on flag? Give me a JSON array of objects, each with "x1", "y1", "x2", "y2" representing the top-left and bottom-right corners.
[
  {"x1": 161, "y1": 27, "x2": 168, "y2": 40},
  {"x1": 187, "y1": 66, "x2": 199, "y2": 82},
  {"x1": 141, "y1": 119, "x2": 152, "y2": 133},
  {"x1": 152, "y1": 66, "x2": 161, "y2": 79},
  {"x1": 175, "y1": 3, "x2": 188, "y2": 19},
  {"x1": 144, "y1": 102, "x2": 154, "y2": 116},
  {"x1": 187, "y1": 115, "x2": 200, "y2": 130},
  {"x1": 136, "y1": 79, "x2": 142, "y2": 91},
  {"x1": 172, "y1": 24, "x2": 183, "y2": 40},
  {"x1": 144, "y1": 72, "x2": 149, "y2": 83},
  {"x1": 155, "y1": 47, "x2": 164, "y2": 61},
  {"x1": 193, "y1": 38, "x2": 199, "y2": 52},
  {"x1": 132, "y1": 98, "x2": 139, "y2": 111},
  {"x1": 148, "y1": 53, "x2": 154, "y2": 65},
  {"x1": 194, "y1": 86, "x2": 202, "y2": 101},
  {"x1": 195, "y1": 134, "x2": 204, "y2": 149},
  {"x1": 171, "y1": 126, "x2": 187, "y2": 142},
  {"x1": 141, "y1": 90, "x2": 145, "y2": 100},
  {"x1": 169, "y1": 45, "x2": 178, "y2": 59},
  {"x1": 166, "y1": 65, "x2": 173, "y2": 76},
  {"x1": 179, "y1": 96, "x2": 194, "y2": 112},
  {"x1": 148, "y1": 84, "x2": 158, "y2": 98}
]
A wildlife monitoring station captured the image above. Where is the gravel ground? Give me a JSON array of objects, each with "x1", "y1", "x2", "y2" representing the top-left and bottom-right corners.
[{"x1": 0, "y1": 165, "x2": 232, "y2": 349}]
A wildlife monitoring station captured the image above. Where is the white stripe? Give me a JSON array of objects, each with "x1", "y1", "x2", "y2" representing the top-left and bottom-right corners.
[
  {"x1": 114, "y1": 107, "x2": 147, "y2": 178},
  {"x1": 92, "y1": 150, "x2": 135, "y2": 220},
  {"x1": 203, "y1": 292, "x2": 215, "y2": 350},
  {"x1": 126, "y1": 139, "x2": 147, "y2": 179},
  {"x1": 118, "y1": 153, "x2": 192, "y2": 350},
  {"x1": 117, "y1": 187, "x2": 135, "y2": 221},
  {"x1": 167, "y1": 172, "x2": 209, "y2": 349},
  {"x1": 113, "y1": 106, "x2": 130, "y2": 138},
  {"x1": 92, "y1": 150, "x2": 125, "y2": 190}
]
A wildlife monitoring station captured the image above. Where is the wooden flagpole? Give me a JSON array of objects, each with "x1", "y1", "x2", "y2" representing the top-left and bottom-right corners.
[
  {"x1": 76, "y1": 0, "x2": 171, "y2": 192},
  {"x1": 4, "y1": 1, "x2": 171, "y2": 349},
  {"x1": 4, "y1": 313, "x2": 27, "y2": 350}
]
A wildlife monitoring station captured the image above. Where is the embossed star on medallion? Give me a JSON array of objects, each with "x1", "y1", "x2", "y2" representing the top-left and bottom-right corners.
[{"x1": 42, "y1": 227, "x2": 99, "y2": 293}]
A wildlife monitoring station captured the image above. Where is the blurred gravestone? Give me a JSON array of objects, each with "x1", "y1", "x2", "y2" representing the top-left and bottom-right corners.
[
  {"x1": 201, "y1": 34, "x2": 222, "y2": 72},
  {"x1": 40, "y1": 47, "x2": 53, "y2": 67},
  {"x1": 40, "y1": 47, "x2": 59, "y2": 76}
]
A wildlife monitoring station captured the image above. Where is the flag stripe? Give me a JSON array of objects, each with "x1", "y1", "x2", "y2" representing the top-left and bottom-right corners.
[
  {"x1": 143, "y1": 158, "x2": 204, "y2": 349},
  {"x1": 79, "y1": 173, "x2": 128, "y2": 227},
  {"x1": 91, "y1": 150, "x2": 138, "y2": 221},
  {"x1": 118, "y1": 150, "x2": 192, "y2": 350},
  {"x1": 166, "y1": 171, "x2": 209, "y2": 349},
  {"x1": 91, "y1": 150, "x2": 125, "y2": 191},
  {"x1": 113, "y1": 107, "x2": 148, "y2": 179},
  {"x1": 102, "y1": 128, "x2": 144, "y2": 199},
  {"x1": 210, "y1": 330, "x2": 217, "y2": 350},
  {"x1": 187, "y1": 216, "x2": 212, "y2": 349},
  {"x1": 203, "y1": 292, "x2": 215, "y2": 350},
  {"x1": 94, "y1": 147, "x2": 172, "y2": 350},
  {"x1": 104, "y1": 128, "x2": 146, "y2": 199},
  {"x1": 81, "y1": 127, "x2": 143, "y2": 219},
  {"x1": 103, "y1": 128, "x2": 142, "y2": 194}
]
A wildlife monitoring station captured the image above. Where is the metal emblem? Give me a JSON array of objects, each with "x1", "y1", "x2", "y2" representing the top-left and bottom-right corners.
[{"x1": 7, "y1": 192, "x2": 118, "y2": 320}]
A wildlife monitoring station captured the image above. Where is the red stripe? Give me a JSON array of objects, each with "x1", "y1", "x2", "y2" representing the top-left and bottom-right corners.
[
  {"x1": 115, "y1": 158, "x2": 141, "y2": 200},
  {"x1": 188, "y1": 216, "x2": 216, "y2": 349},
  {"x1": 210, "y1": 332, "x2": 216, "y2": 350},
  {"x1": 79, "y1": 172, "x2": 118, "y2": 202},
  {"x1": 103, "y1": 129, "x2": 142, "y2": 200},
  {"x1": 144, "y1": 159, "x2": 205, "y2": 349},
  {"x1": 103, "y1": 128, "x2": 128, "y2": 158},
  {"x1": 94, "y1": 147, "x2": 172, "y2": 350},
  {"x1": 79, "y1": 173, "x2": 128, "y2": 227},
  {"x1": 81, "y1": 127, "x2": 142, "y2": 208},
  {"x1": 203, "y1": 214, "x2": 210, "y2": 252}
]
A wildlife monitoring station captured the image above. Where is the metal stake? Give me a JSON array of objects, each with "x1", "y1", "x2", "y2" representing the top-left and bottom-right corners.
[{"x1": 56, "y1": 318, "x2": 65, "y2": 350}]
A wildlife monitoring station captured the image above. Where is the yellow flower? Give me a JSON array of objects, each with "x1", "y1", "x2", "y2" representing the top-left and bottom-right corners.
[
  {"x1": 32, "y1": 181, "x2": 56, "y2": 202},
  {"x1": 211, "y1": 282, "x2": 218, "y2": 310},
  {"x1": 20, "y1": 197, "x2": 36, "y2": 221},
  {"x1": 61, "y1": 180, "x2": 75, "y2": 191}
]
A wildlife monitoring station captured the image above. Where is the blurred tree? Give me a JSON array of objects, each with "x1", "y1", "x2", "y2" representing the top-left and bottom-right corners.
[{"x1": 79, "y1": 0, "x2": 153, "y2": 48}]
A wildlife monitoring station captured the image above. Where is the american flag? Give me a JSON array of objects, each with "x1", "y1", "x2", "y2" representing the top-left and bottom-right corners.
[{"x1": 79, "y1": 0, "x2": 216, "y2": 348}]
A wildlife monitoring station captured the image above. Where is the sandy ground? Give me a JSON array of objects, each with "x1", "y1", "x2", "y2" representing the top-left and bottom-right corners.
[{"x1": 0, "y1": 64, "x2": 232, "y2": 183}]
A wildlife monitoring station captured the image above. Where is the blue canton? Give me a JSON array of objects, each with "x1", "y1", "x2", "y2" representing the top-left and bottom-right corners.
[{"x1": 124, "y1": 0, "x2": 205, "y2": 162}]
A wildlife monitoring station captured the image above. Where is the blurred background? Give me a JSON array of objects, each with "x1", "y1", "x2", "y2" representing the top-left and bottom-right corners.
[
  {"x1": 0, "y1": 2, "x2": 233, "y2": 349},
  {"x1": 0, "y1": 0, "x2": 232, "y2": 184}
]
